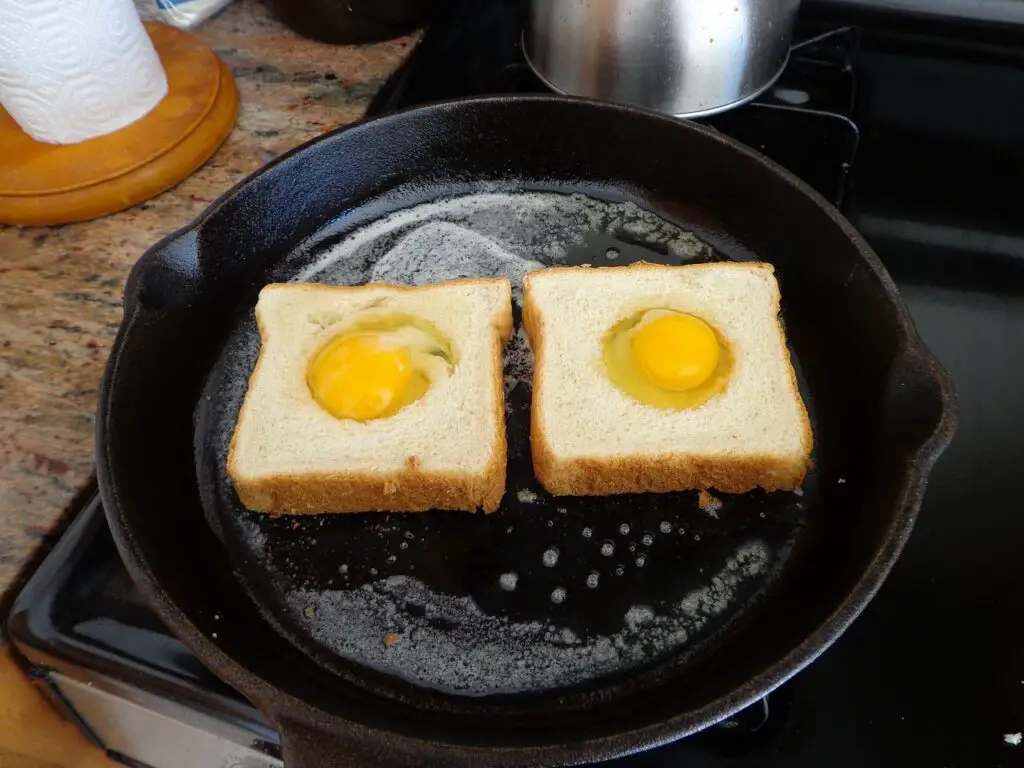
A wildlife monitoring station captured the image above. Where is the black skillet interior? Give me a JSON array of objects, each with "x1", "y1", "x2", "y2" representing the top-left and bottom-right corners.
[
  {"x1": 99, "y1": 96, "x2": 954, "y2": 760},
  {"x1": 195, "y1": 186, "x2": 819, "y2": 713}
]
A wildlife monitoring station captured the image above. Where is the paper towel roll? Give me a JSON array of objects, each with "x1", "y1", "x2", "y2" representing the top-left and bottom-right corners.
[{"x1": 0, "y1": 0, "x2": 169, "y2": 145}]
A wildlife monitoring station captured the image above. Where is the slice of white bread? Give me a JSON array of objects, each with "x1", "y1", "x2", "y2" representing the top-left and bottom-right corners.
[
  {"x1": 522, "y1": 262, "x2": 812, "y2": 496},
  {"x1": 227, "y1": 279, "x2": 513, "y2": 514}
]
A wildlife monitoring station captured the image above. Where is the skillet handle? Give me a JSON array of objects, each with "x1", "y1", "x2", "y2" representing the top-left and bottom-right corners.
[{"x1": 278, "y1": 720, "x2": 415, "y2": 768}]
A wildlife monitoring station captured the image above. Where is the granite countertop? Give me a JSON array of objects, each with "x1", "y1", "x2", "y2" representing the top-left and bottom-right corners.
[{"x1": 0, "y1": 0, "x2": 414, "y2": 596}]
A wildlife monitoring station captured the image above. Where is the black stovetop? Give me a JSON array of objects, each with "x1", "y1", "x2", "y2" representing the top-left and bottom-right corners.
[{"x1": 9, "y1": 2, "x2": 1024, "y2": 766}]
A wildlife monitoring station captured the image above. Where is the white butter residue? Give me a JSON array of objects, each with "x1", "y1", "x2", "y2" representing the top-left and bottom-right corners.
[
  {"x1": 296, "y1": 192, "x2": 707, "y2": 295},
  {"x1": 517, "y1": 488, "x2": 539, "y2": 504},
  {"x1": 287, "y1": 541, "x2": 770, "y2": 696}
]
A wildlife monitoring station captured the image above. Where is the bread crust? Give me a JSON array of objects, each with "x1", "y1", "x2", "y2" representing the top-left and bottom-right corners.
[
  {"x1": 226, "y1": 278, "x2": 513, "y2": 514},
  {"x1": 523, "y1": 262, "x2": 813, "y2": 497},
  {"x1": 231, "y1": 461, "x2": 507, "y2": 514},
  {"x1": 530, "y1": 448, "x2": 810, "y2": 496}
]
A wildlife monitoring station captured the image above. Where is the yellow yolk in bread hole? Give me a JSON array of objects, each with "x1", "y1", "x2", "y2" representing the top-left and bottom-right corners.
[
  {"x1": 307, "y1": 316, "x2": 453, "y2": 422},
  {"x1": 632, "y1": 312, "x2": 720, "y2": 391},
  {"x1": 602, "y1": 309, "x2": 732, "y2": 410}
]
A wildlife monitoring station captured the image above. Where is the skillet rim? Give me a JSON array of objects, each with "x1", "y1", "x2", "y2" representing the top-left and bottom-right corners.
[{"x1": 96, "y1": 93, "x2": 958, "y2": 764}]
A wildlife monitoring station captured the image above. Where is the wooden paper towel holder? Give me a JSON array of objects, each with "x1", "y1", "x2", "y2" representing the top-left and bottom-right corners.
[{"x1": 0, "y1": 22, "x2": 238, "y2": 227}]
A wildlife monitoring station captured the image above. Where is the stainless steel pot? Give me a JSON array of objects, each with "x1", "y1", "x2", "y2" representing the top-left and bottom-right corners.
[{"x1": 524, "y1": 0, "x2": 801, "y2": 118}]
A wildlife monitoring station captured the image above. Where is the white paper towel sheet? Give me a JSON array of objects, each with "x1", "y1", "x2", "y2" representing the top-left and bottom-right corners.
[{"x1": 0, "y1": 0, "x2": 169, "y2": 144}]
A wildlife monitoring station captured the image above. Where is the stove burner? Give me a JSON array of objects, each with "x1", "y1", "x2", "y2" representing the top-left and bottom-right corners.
[
  {"x1": 717, "y1": 696, "x2": 773, "y2": 735},
  {"x1": 695, "y1": 686, "x2": 796, "y2": 759}
]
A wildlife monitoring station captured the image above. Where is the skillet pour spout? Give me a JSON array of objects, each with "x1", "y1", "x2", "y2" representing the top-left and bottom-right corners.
[
  {"x1": 97, "y1": 95, "x2": 956, "y2": 767},
  {"x1": 882, "y1": 337, "x2": 958, "y2": 470}
]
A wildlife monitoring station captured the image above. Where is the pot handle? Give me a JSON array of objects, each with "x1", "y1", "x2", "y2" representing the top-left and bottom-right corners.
[
  {"x1": 790, "y1": 25, "x2": 856, "y2": 54},
  {"x1": 278, "y1": 720, "x2": 415, "y2": 768}
]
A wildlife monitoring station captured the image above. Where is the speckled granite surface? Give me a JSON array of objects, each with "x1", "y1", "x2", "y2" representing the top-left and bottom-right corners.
[{"x1": 0, "y1": 0, "x2": 414, "y2": 596}]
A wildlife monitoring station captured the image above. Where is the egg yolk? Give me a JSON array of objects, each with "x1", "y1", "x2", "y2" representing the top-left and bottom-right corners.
[
  {"x1": 602, "y1": 308, "x2": 731, "y2": 411},
  {"x1": 631, "y1": 313, "x2": 720, "y2": 391},
  {"x1": 307, "y1": 332, "x2": 414, "y2": 422}
]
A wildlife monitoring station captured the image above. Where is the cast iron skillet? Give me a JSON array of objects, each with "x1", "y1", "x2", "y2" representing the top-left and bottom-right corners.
[{"x1": 96, "y1": 96, "x2": 956, "y2": 767}]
